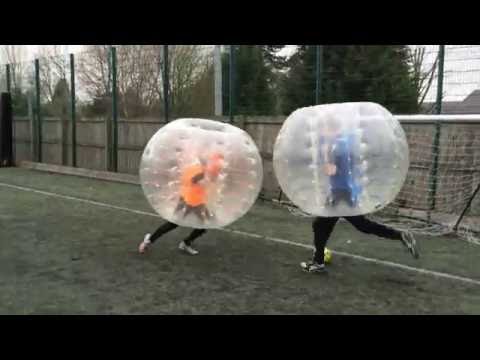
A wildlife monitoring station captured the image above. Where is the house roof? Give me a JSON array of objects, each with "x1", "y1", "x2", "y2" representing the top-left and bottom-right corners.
[{"x1": 422, "y1": 89, "x2": 480, "y2": 114}]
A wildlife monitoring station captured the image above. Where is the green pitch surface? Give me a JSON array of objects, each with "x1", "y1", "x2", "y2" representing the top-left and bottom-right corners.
[{"x1": 1, "y1": 167, "x2": 479, "y2": 314}]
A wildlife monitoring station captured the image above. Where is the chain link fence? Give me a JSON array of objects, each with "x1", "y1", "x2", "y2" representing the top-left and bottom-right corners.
[
  {"x1": 2, "y1": 45, "x2": 480, "y2": 236},
  {"x1": 4, "y1": 45, "x2": 480, "y2": 171}
]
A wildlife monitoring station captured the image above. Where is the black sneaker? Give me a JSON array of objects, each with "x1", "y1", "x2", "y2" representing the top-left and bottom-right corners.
[
  {"x1": 401, "y1": 231, "x2": 420, "y2": 259},
  {"x1": 300, "y1": 261, "x2": 327, "y2": 274}
]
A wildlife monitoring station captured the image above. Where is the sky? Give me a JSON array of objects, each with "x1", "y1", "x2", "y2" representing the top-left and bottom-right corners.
[
  {"x1": 6, "y1": 45, "x2": 296, "y2": 59},
  {"x1": 24, "y1": 45, "x2": 84, "y2": 57},
  {"x1": 3, "y1": 45, "x2": 296, "y2": 61}
]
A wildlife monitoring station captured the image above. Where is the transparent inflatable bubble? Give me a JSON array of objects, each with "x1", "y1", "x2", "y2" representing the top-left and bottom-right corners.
[
  {"x1": 273, "y1": 102, "x2": 409, "y2": 217},
  {"x1": 140, "y1": 118, "x2": 263, "y2": 229}
]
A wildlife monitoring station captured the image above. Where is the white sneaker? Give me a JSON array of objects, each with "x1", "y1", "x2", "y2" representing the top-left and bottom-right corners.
[
  {"x1": 178, "y1": 241, "x2": 199, "y2": 255},
  {"x1": 300, "y1": 261, "x2": 327, "y2": 274},
  {"x1": 139, "y1": 233, "x2": 151, "y2": 254}
]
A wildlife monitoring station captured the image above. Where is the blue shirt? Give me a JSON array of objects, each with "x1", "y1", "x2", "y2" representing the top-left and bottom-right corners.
[{"x1": 320, "y1": 133, "x2": 362, "y2": 196}]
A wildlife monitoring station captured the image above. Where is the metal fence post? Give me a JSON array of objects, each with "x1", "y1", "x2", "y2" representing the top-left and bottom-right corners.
[
  {"x1": 70, "y1": 53, "x2": 77, "y2": 167},
  {"x1": 429, "y1": 45, "x2": 445, "y2": 215},
  {"x1": 5, "y1": 64, "x2": 13, "y2": 163},
  {"x1": 214, "y1": 45, "x2": 223, "y2": 117},
  {"x1": 34, "y1": 59, "x2": 42, "y2": 163},
  {"x1": 229, "y1": 45, "x2": 235, "y2": 123},
  {"x1": 110, "y1": 46, "x2": 118, "y2": 172},
  {"x1": 0, "y1": 93, "x2": 14, "y2": 167},
  {"x1": 315, "y1": 45, "x2": 323, "y2": 105},
  {"x1": 163, "y1": 45, "x2": 169, "y2": 122},
  {"x1": 435, "y1": 45, "x2": 445, "y2": 115},
  {"x1": 6, "y1": 64, "x2": 11, "y2": 93}
]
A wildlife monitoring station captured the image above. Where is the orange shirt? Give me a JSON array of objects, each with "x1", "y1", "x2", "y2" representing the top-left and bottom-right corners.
[{"x1": 180, "y1": 164, "x2": 207, "y2": 207}]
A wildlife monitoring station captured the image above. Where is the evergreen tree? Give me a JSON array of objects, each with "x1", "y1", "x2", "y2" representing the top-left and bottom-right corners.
[
  {"x1": 222, "y1": 45, "x2": 278, "y2": 116},
  {"x1": 281, "y1": 45, "x2": 419, "y2": 115},
  {"x1": 48, "y1": 78, "x2": 70, "y2": 117},
  {"x1": 11, "y1": 88, "x2": 29, "y2": 117}
]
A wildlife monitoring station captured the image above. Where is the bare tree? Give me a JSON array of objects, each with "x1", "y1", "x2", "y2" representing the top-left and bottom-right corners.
[
  {"x1": 0, "y1": 45, "x2": 29, "y2": 91},
  {"x1": 116, "y1": 45, "x2": 159, "y2": 118},
  {"x1": 35, "y1": 45, "x2": 69, "y2": 103},
  {"x1": 168, "y1": 45, "x2": 213, "y2": 116},
  {"x1": 145, "y1": 45, "x2": 213, "y2": 116},
  {"x1": 75, "y1": 45, "x2": 212, "y2": 119},
  {"x1": 409, "y1": 46, "x2": 438, "y2": 113},
  {"x1": 76, "y1": 45, "x2": 112, "y2": 101},
  {"x1": 77, "y1": 45, "x2": 157, "y2": 118}
]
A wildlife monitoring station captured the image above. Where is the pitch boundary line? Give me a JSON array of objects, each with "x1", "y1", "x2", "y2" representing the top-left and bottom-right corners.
[{"x1": 2, "y1": 181, "x2": 480, "y2": 287}]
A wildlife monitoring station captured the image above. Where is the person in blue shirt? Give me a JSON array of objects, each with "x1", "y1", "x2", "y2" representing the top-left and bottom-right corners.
[
  {"x1": 321, "y1": 128, "x2": 362, "y2": 207},
  {"x1": 302, "y1": 119, "x2": 419, "y2": 274}
]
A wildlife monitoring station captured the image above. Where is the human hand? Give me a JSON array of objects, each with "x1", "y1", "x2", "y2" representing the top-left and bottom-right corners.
[{"x1": 324, "y1": 163, "x2": 337, "y2": 176}]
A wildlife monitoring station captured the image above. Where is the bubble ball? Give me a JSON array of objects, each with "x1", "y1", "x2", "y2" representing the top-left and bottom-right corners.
[
  {"x1": 140, "y1": 118, "x2": 263, "y2": 229},
  {"x1": 273, "y1": 102, "x2": 409, "y2": 217}
]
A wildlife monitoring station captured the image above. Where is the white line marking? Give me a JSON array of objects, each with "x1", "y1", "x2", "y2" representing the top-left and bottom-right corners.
[
  {"x1": 2, "y1": 181, "x2": 480, "y2": 287},
  {"x1": 225, "y1": 229, "x2": 480, "y2": 286},
  {"x1": 0, "y1": 182, "x2": 159, "y2": 218}
]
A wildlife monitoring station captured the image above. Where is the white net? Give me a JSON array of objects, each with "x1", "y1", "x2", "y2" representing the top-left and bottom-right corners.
[
  {"x1": 370, "y1": 115, "x2": 480, "y2": 244},
  {"x1": 276, "y1": 115, "x2": 480, "y2": 245}
]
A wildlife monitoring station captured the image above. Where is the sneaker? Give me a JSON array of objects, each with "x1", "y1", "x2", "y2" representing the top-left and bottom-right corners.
[
  {"x1": 401, "y1": 231, "x2": 420, "y2": 259},
  {"x1": 179, "y1": 241, "x2": 199, "y2": 256},
  {"x1": 300, "y1": 261, "x2": 327, "y2": 274},
  {"x1": 139, "y1": 233, "x2": 151, "y2": 254}
]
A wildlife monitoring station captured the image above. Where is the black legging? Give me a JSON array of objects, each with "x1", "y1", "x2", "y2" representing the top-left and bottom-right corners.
[
  {"x1": 174, "y1": 197, "x2": 213, "y2": 222},
  {"x1": 312, "y1": 216, "x2": 402, "y2": 264},
  {"x1": 149, "y1": 221, "x2": 207, "y2": 246}
]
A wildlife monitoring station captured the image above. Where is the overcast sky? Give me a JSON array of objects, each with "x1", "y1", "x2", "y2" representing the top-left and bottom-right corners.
[{"x1": 15, "y1": 45, "x2": 297, "y2": 58}]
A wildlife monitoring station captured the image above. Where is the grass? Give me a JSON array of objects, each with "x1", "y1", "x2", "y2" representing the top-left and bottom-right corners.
[{"x1": 0, "y1": 167, "x2": 479, "y2": 314}]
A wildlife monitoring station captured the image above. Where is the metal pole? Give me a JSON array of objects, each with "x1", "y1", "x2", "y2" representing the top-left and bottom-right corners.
[
  {"x1": 5, "y1": 64, "x2": 13, "y2": 163},
  {"x1": 229, "y1": 45, "x2": 235, "y2": 123},
  {"x1": 429, "y1": 122, "x2": 442, "y2": 215},
  {"x1": 435, "y1": 45, "x2": 445, "y2": 115},
  {"x1": 453, "y1": 183, "x2": 480, "y2": 231},
  {"x1": 0, "y1": 93, "x2": 13, "y2": 167},
  {"x1": 28, "y1": 90, "x2": 34, "y2": 160},
  {"x1": 429, "y1": 45, "x2": 446, "y2": 215},
  {"x1": 214, "y1": 45, "x2": 223, "y2": 116},
  {"x1": 70, "y1": 53, "x2": 77, "y2": 167},
  {"x1": 315, "y1": 45, "x2": 323, "y2": 105},
  {"x1": 34, "y1": 59, "x2": 42, "y2": 163},
  {"x1": 111, "y1": 46, "x2": 118, "y2": 172},
  {"x1": 163, "y1": 45, "x2": 169, "y2": 122},
  {"x1": 6, "y1": 64, "x2": 11, "y2": 93}
]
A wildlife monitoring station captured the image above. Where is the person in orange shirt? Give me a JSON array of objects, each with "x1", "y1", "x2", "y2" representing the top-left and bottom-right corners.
[{"x1": 139, "y1": 152, "x2": 224, "y2": 256}]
